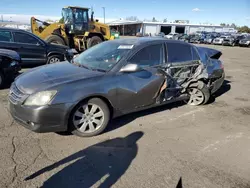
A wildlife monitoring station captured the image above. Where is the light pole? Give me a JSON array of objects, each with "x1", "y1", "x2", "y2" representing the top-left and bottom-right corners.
[{"x1": 102, "y1": 7, "x2": 106, "y2": 24}]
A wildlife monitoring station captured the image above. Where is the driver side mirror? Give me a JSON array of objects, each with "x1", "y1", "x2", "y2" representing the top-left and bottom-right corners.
[{"x1": 120, "y1": 64, "x2": 142, "y2": 73}]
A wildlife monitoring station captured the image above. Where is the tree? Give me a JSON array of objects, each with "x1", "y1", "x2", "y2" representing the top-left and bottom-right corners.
[
  {"x1": 152, "y1": 17, "x2": 157, "y2": 22},
  {"x1": 230, "y1": 23, "x2": 237, "y2": 29},
  {"x1": 163, "y1": 18, "x2": 167, "y2": 23},
  {"x1": 59, "y1": 17, "x2": 64, "y2": 23},
  {"x1": 220, "y1": 23, "x2": 226, "y2": 27},
  {"x1": 238, "y1": 26, "x2": 250, "y2": 33}
]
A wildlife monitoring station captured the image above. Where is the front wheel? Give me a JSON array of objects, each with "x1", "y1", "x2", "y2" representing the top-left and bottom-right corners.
[
  {"x1": 185, "y1": 81, "x2": 210, "y2": 106},
  {"x1": 69, "y1": 98, "x2": 110, "y2": 137},
  {"x1": 87, "y1": 36, "x2": 103, "y2": 49}
]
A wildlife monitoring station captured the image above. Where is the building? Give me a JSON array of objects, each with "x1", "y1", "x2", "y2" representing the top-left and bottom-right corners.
[{"x1": 108, "y1": 20, "x2": 237, "y2": 36}]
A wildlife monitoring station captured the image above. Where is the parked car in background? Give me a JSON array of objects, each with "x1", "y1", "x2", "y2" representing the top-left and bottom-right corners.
[
  {"x1": 178, "y1": 34, "x2": 190, "y2": 42},
  {"x1": 0, "y1": 49, "x2": 21, "y2": 88},
  {"x1": 0, "y1": 27, "x2": 75, "y2": 67},
  {"x1": 222, "y1": 36, "x2": 237, "y2": 46},
  {"x1": 204, "y1": 35, "x2": 216, "y2": 44},
  {"x1": 9, "y1": 38, "x2": 225, "y2": 137},
  {"x1": 165, "y1": 33, "x2": 179, "y2": 39},
  {"x1": 189, "y1": 35, "x2": 204, "y2": 44},
  {"x1": 154, "y1": 32, "x2": 166, "y2": 38},
  {"x1": 213, "y1": 36, "x2": 229, "y2": 45},
  {"x1": 239, "y1": 36, "x2": 250, "y2": 47}
]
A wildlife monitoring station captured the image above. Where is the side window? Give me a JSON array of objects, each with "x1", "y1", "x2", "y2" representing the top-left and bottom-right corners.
[
  {"x1": 167, "y1": 43, "x2": 192, "y2": 63},
  {"x1": 13, "y1": 32, "x2": 39, "y2": 44},
  {"x1": 191, "y1": 47, "x2": 200, "y2": 60},
  {"x1": 0, "y1": 31, "x2": 13, "y2": 42},
  {"x1": 129, "y1": 44, "x2": 163, "y2": 67}
]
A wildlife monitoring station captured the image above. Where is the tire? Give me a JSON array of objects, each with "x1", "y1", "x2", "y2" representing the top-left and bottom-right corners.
[
  {"x1": 0, "y1": 72, "x2": 4, "y2": 89},
  {"x1": 69, "y1": 98, "x2": 110, "y2": 137},
  {"x1": 45, "y1": 35, "x2": 66, "y2": 46},
  {"x1": 185, "y1": 81, "x2": 210, "y2": 106},
  {"x1": 47, "y1": 55, "x2": 63, "y2": 64},
  {"x1": 87, "y1": 36, "x2": 103, "y2": 49}
]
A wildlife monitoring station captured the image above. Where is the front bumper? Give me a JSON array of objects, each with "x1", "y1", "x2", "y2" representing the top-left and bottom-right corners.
[
  {"x1": 213, "y1": 41, "x2": 223, "y2": 45},
  {"x1": 9, "y1": 101, "x2": 75, "y2": 133},
  {"x1": 239, "y1": 43, "x2": 249, "y2": 47},
  {"x1": 223, "y1": 41, "x2": 234, "y2": 46}
]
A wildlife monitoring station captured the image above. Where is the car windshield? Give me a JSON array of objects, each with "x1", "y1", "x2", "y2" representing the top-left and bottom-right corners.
[{"x1": 72, "y1": 42, "x2": 132, "y2": 72}]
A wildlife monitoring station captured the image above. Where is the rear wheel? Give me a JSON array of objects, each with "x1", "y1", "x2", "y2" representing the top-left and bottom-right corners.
[
  {"x1": 69, "y1": 98, "x2": 110, "y2": 137},
  {"x1": 185, "y1": 81, "x2": 210, "y2": 106},
  {"x1": 45, "y1": 35, "x2": 66, "y2": 46},
  {"x1": 87, "y1": 36, "x2": 102, "y2": 49}
]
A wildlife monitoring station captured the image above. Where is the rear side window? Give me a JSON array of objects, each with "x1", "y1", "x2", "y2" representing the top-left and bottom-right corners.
[
  {"x1": 13, "y1": 32, "x2": 39, "y2": 44},
  {"x1": 191, "y1": 47, "x2": 200, "y2": 60},
  {"x1": 129, "y1": 44, "x2": 163, "y2": 67},
  {"x1": 0, "y1": 31, "x2": 13, "y2": 42},
  {"x1": 167, "y1": 43, "x2": 192, "y2": 63}
]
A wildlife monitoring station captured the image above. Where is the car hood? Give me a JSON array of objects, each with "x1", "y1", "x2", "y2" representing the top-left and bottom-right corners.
[
  {"x1": 15, "y1": 62, "x2": 104, "y2": 94},
  {"x1": 0, "y1": 49, "x2": 21, "y2": 61}
]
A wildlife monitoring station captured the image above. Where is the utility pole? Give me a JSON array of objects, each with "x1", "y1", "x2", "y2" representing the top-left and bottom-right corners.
[
  {"x1": 1, "y1": 15, "x2": 3, "y2": 22},
  {"x1": 102, "y1": 7, "x2": 106, "y2": 24}
]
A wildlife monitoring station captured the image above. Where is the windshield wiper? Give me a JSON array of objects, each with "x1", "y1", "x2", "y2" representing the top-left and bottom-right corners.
[
  {"x1": 71, "y1": 59, "x2": 92, "y2": 70},
  {"x1": 91, "y1": 68, "x2": 107, "y2": 73}
]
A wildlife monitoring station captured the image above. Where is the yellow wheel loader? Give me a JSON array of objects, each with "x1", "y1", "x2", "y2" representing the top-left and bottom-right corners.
[{"x1": 31, "y1": 6, "x2": 114, "y2": 52}]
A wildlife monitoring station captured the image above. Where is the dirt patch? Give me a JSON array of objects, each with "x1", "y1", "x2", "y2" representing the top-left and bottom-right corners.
[
  {"x1": 236, "y1": 107, "x2": 250, "y2": 115},
  {"x1": 235, "y1": 97, "x2": 249, "y2": 102}
]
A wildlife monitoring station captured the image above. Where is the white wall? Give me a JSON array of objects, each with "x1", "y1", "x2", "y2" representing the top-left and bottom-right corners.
[{"x1": 144, "y1": 24, "x2": 158, "y2": 35}]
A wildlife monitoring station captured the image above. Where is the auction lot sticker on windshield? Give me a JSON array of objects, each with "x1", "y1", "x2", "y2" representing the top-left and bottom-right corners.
[{"x1": 118, "y1": 45, "x2": 134, "y2": 49}]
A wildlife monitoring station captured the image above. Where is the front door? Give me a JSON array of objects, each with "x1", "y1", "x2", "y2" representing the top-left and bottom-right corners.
[
  {"x1": 117, "y1": 43, "x2": 166, "y2": 112},
  {"x1": 12, "y1": 32, "x2": 47, "y2": 66}
]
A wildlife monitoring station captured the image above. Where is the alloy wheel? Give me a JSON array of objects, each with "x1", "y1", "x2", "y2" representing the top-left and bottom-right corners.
[
  {"x1": 73, "y1": 103, "x2": 105, "y2": 133},
  {"x1": 49, "y1": 57, "x2": 60, "y2": 64},
  {"x1": 186, "y1": 88, "x2": 205, "y2": 106}
]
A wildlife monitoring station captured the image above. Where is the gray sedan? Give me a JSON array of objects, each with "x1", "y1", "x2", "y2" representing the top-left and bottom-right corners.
[{"x1": 9, "y1": 38, "x2": 225, "y2": 137}]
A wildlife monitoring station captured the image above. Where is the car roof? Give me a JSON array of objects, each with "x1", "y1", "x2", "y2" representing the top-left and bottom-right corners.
[
  {"x1": 107, "y1": 37, "x2": 189, "y2": 46},
  {"x1": 0, "y1": 27, "x2": 27, "y2": 32}
]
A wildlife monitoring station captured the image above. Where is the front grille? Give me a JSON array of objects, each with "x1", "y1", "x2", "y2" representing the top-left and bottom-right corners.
[{"x1": 9, "y1": 84, "x2": 25, "y2": 104}]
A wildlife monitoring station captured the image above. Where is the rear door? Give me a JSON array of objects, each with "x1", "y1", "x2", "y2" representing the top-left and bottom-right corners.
[
  {"x1": 165, "y1": 42, "x2": 200, "y2": 86},
  {"x1": 0, "y1": 30, "x2": 21, "y2": 52},
  {"x1": 12, "y1": 31, "x2": 47, "y2": 66},
  {"x1": 117, "y1": 43, "x2": 166, "y2": 112}
]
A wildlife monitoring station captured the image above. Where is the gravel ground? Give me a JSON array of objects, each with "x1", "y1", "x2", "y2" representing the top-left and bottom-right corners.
[{"x1": 0, "y1": 45, "x2": 250, "y2": 188}]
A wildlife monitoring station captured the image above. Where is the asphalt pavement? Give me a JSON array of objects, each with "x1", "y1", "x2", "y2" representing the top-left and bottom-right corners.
[{"x1": 0, "y1": 44, "x2": 250, "y2": 188}]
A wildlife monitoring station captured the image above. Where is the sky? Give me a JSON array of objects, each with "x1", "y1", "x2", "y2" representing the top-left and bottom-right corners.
[{"x1": 0, "y1": 0, "x2": 249, "y2": 26}]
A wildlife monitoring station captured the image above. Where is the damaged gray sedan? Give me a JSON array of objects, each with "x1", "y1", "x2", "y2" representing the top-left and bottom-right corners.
[{"x1": 9, "y1": 38, "x2": 225, "y2": 137}]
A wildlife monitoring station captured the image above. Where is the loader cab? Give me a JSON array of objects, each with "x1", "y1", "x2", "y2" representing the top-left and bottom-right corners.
[{"x1": 62, "y1": 7, "x2": 90, "y2": 35}]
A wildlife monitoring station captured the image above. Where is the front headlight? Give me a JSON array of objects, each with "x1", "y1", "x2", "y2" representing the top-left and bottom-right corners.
[
  {"x1": 24, "y1": 90, "x2": 57, "y2": 106},
  {"x1": 246, "y1": 41, "x2": 250, "y2": 44}
]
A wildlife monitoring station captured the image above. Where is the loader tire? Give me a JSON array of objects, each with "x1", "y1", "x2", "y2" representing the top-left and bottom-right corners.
[
  {"x1": 87, "y1": 36, "x2": 102, "y2": 49},
  {"x1": 45, "y1": 35, "x2": 66, "y2": 46}
]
